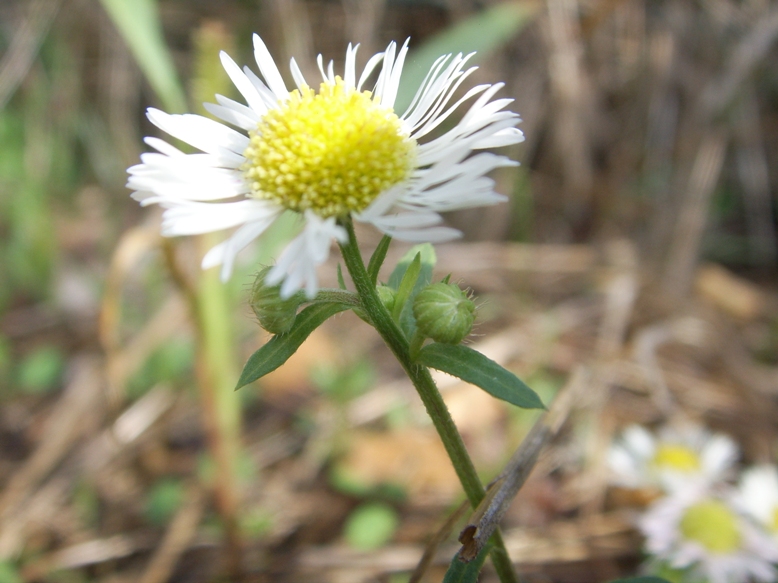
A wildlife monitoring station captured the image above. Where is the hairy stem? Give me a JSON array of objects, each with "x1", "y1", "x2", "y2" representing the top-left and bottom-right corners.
[{"x1": 338, "y1": 218, "x2": 518, "y2": 583}]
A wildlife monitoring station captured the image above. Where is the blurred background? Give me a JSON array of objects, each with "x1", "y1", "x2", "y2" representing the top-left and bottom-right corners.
[{"x1": 0, "y1": 0, "x2": 777, "y2": 581}]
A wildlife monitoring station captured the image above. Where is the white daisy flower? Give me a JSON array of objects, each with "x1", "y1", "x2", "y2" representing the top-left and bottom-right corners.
[
  {"x1": 608, "y1": 423, "x2": 738, "y2": 493},
  {"x1": 127, "y1": 35, "x2": 524, "y2": 298},
  {"x1": 735, "y1": 465, "x2": 778, "y2": 542},
  {"x1": 640, "y1": 489, "x2": 778, "y2": 583}
]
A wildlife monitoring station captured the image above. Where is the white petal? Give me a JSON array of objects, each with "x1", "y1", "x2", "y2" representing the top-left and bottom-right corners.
[
  {"x1": 344, "y1": 43, "x2": 358, "y2": 90},
  {"x1": 219, "y1": 51, "x2": 268, "y2": 115},
  {"x1": 383, "y1": 225, "x2": 462, "y2": 243},
  {"x1": 242, "y1": 66, "x2": 280, "y2": 108},
  {"x1": 266, "y1": 211, "x2": 346, "y2": 299},
  {"x1": 701, "y1": 434, "x2": 738, "y2": 476},
  {"x1": 380, "y1": 38, "x2": 409, "y2": 109},
  {"x1": 144, "y1": 136, "x2": 183, "y2": 157},
  {"x1": 203, "y1": 102, "x2": 257, "y2": 131},
  {"x1": 202, "y1": 213, "x2": 281, "y2": 281},
  {"x1": 357, "y1": 51, "x2": 385, "y2": 92},
  {"x1": 473, "y1": 127, "x2": 525, "y2": 149},
  {"x1": 146, "y1": 108, "x2": 247, "y2": 166},
  {"x1": 253, "y1": 34, "x2": 289, "y2": 100},
  {"x1": 289, "y1": 57, "x2": 308, "y2": 90},
  {"x1": 622, "y1": 425, "x2": 655, "y2": 459},
  {"x1": 160, "y1": 200, "x2": 278, "y2": 236}
]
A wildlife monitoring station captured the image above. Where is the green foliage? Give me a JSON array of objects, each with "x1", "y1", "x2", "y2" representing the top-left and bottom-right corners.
[
  {"x1": 367, "y1": 235, "x2": 393, "y2": 285},
  {"x1": 416, "y1": 343, "x2": 544, "y2": 410},
  {"x1": 313, "y1": 359, "x2": 375, "y2": 404},
  {"x1": 392, "y1": 252, "x2": 423, "y2": 321},
  {"x1": 442, "y1": 544, "x2": 493, "y2": 583},
  {"x1": 16, "y1": 346, "x2": 65, "y2": 394},
  {"x1": 145, "y1": 478, "x2": 185, "y2": 526},
  {"x1": 0, "y1": 561, "x2": 22, "y2": 583},
  {"x1": 72, "y1": 481, "x2": 100, "y2": 528},
  {"x1": 239, "y1": 506, "x2": 274, "y2": 539},
  {"x1": 343, "y1": 502, "x2": 399, "y2": 551},
  {"x1": 98, "y1": 0, "x2": 186, "y2": 112},
  {"x1": 609, "y1": 578, "x2": 673, "y2": 583},
  {"x1": 127, "y1": 338, "x2": 195, "y2": 398},
  {"x1": 236, "y1": 303, "x2": 350, "y2": 389},
  {"x1": 0, "y1": 336, "x2": 11, "y2": 389},
  {"x1": 387, "y1": 244, "x2": 437, "y2": 337}
]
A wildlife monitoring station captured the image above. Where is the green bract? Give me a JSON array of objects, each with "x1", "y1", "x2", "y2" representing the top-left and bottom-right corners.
[
  {"x1": 413, "y1": 282, "x2": 475, "y2": 344},
  {"x1": 376, "y1": 284, "x2": 397, "y2": 313},
  {"x1": 250, "y1": 267, "x2": 305, "y2": 334}
]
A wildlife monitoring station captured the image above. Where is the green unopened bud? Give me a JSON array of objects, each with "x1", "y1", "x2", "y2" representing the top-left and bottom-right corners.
[
  {"x1": 250, "y1": 268, "x2": 304, "y2": 334},
  {"x1": 413, "y1": 282, "x2": 475, "y2": 344}
]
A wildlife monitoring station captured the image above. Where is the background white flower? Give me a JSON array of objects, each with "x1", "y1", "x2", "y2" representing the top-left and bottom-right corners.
[
  {"x1": 608, "y1": 422, "x2": 738, "y2": 493},
  {"x1": 640, "y1": 489, "x2": 778, "y2": 583},
  {"x1": 735, "y1": 465, "x2": 778, "y2": 542},
  {"x1": 127, "y1": 35, "x2": 524, "y2": 298}
]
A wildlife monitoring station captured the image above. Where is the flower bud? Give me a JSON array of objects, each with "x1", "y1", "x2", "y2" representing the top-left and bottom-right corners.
[
  {"x1": 250, "y1": 267, "x2": 304, "y2": 334},
  {"x1": 413, "y1": 282, "x2": 475, "y2": 344}
]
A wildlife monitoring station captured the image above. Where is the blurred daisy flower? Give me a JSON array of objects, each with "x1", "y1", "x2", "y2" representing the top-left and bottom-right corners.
[
  {"x1": 127, "y1": 35, "x2": 523, "y2": 298},
  {"x1": 608, "y1": 423, "x2": 738, "y2": 494},
  {"x1": 735, "y1": 465, "x2": 778, "y2": 542},
  {"x1": 640, "y1": 489, "x2": 778, "y2": 583}
]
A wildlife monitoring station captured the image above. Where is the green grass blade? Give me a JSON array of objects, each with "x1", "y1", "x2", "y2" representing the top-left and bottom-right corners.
[{"x1": 98, "y1": 0, "x2": 187, "y2": 112}]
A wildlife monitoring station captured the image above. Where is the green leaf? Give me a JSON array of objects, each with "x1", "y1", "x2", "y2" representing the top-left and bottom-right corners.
[
  {"x1": 609, "y1": 578, "x2": 672, "y2": 583},
  {"x1": 387, "y1": 243, "x2": 437, "y2": 290},
  {"x1": 0, "y1": 561, "x2": 22, "y2": 583},
  {"x1": 442, "y1": 543, "x2": 492, "y2": 583},
  {"x1": 17, "y1": 346, "x2": 64, "y2": 394},
  {"x1": 392, "y1": 252, "x2": 422, "y2": 322},
  {"x1": 395, "y1": 2, "x2": 540, "y2": 113},
  {"x1": 343, "y1": 503, "x2": 399, "y2": 551},
  {"x1": 236, "y1": 303, "x2": 348, "y2": 389},
  {"x1": 337, "y1": 263, "x2": 347, "y2": 290},
  {"x1": 387, "y1": 243, "x2": 437, "y2": 337},
  {"x1": 98, "y1": 0, "x2": 187, "y2": 112},
  {"x1": 417, "y1": 344, "x2": 545, "y2": 410},
  {"x1": 367, "y1": 234, "x2": 392, "y2": 286}
]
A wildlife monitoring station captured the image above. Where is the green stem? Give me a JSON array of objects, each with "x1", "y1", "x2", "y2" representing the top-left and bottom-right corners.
[
  {"x1": 338, "y1": 218, "x2": 518, "y2": 583},
  {"x1": 313, "y1": 288, "x2": 361, "y2": 307}
]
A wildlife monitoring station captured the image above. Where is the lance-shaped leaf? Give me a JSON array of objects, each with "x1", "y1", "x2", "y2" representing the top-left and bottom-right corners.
[
  {"x1": 236, "y1": 303, "x2": 348, "y2": 389},
  {"x1": 387, "y1": 243, "x2": 437, "y2": 337},
  {"x1": 367, "y1": 234, "x2": 392, "y2": 286},
  {"x1": 417, "y1": 343, "x2": 544, "y2": 410}
]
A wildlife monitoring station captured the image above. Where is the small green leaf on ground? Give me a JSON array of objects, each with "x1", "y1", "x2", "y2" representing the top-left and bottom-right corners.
[
  {"x1": 145, "y1": 478, "x2": 184, "y2": 525},
  {"x1": 17, "y1": 345, "x2": 64, "y2": 394},
  {"x1": 417, "y1": 343, "x2": 545, "y2": 409},
  {"x1": 343, "y1": 502, "x2": 399, "y2": 551},
  {"x1": 0, "y1": 561, "x2": 21, "y2": 583}
]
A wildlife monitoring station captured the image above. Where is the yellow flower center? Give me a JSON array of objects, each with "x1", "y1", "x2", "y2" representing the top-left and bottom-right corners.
[
  {"x1": 243, "y1": 78, "x2": 415, "y2": 218},
  {"x1": 652, "y1": 444, "x2": 701, "y2": 472},
  {"x1": 679, "y1": 500, "x2": 741, "y2": 553}
]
